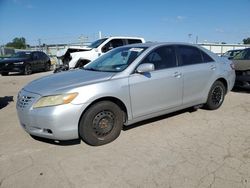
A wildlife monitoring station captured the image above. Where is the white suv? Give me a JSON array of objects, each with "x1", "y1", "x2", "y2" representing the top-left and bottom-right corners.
[{"x1": 55, "y1": 36, "x2": 145, "y2": 72}]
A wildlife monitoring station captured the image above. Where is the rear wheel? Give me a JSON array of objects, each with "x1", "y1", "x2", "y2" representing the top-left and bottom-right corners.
[
  {"x1": 23, "y1": 64, "x2": 32, "y2": 75},
  {"x1": 1, "y1": 72, "x2": 9, "y2": 76},
  {"x1": 205, "y1": 81, "x2": 226, "y2": 110},
  {"x1": 44, "y1": 61, "x2": 51, "y2": 71},
  {"x1": 79, "y1": 101, "x2": 124, "y2": 146}
]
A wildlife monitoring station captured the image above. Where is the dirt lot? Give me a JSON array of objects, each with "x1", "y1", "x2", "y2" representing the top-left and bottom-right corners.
[{"x1": 0, "y1": 71, "x2": 250, "y2": 188}]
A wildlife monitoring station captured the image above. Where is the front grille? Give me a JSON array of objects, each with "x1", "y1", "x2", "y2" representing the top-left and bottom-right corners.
[{"x1": 17, "y1": 93, "x2": 35, "y2": 109}]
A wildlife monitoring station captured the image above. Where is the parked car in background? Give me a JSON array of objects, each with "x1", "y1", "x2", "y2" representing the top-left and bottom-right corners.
[
  {"x1": 54, "y1": 36, "x2": 145, "y2": 72},
  {"x1": 16, "y1": 43, "x2": 235, "y2": 146},
  {"x1": 232, "y1": 48, "x2": 250, "y2": 88},
  {"x1": 221, "y1": 49, "x2": 243, "y2": 59},
  {"x1": 0, "y1": 51, "x2": 51, "y2": 76}
]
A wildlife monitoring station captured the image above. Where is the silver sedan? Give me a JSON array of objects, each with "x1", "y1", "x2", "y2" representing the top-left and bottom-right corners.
[{"x1": 16, "y1": 43, "x2": 235, "y2": 146}]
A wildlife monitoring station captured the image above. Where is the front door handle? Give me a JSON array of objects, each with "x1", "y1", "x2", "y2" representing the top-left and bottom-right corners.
[{"x1": 210, "y1": 65, "x2": 216, "y2": 70}]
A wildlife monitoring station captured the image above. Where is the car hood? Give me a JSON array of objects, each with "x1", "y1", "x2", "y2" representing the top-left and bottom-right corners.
[
  {"x1": 57, "y1": 47, "x2": 92, "y2": 58},
  {"x1": 0, "y1": 57, "x2": 29, "y2": 64},
  {"x1": 23, "y1": 69, "x2": 115, "y2": 96}
]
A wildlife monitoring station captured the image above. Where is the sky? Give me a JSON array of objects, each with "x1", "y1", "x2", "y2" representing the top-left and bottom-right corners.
[{"x1": 0, "y1": 0, "x2": 250, "y2": 46}]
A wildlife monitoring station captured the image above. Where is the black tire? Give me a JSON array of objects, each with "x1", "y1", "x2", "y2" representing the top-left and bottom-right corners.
[
  {"x1": 23, "y1": 64, "x2": 32, "y2": 75},
  {"x1": 205, "y1": 81, "x2": 226, "y2": 110},
  {"x1": 79, "y1": 101, "x2": 124, "y2": 146},
  {"x1": 44, "y1": 61, "x2": 51, "y2": 71},
  {"x1": 1, "y1": 72, "x2": 9, "y2": 76}
]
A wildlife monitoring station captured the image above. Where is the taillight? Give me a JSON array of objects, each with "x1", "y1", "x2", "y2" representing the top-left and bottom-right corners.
[{"x1": 230, "y1": 63, "x2": 235, "y2": 70}]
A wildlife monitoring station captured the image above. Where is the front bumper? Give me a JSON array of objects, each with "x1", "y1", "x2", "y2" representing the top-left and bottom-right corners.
[
  {"x1": 235, "y1": 71, "x2": 250, "y2": 89},
  {"x1": 0, "y1": 63, "x2": 24, "y2": 73},
  {"x1": 16, "y1": 89, "x2": 88, "y2": 140}
]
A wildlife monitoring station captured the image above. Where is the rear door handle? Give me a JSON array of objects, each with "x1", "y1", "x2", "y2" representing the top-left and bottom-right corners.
[{"x1": 173, "y1": 72, "x2": 182, "y2": 78}]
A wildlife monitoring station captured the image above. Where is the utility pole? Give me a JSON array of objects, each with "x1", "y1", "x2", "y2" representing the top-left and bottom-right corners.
[
  {"x1": 188, "y1": 33, "x2": 192, "y2": 43},
  {"x1": 38, "y1": 38, "x2": 41, "y2": 50},
  {"x1": 196, "y1": 35, "x2": 199, "y2": 44},
  {"x1": 99, "y1": 31, "x2": 102, "y2": 39},
  {"x1": 79, "y1": 35, "x2": 88, "y2": 47}
]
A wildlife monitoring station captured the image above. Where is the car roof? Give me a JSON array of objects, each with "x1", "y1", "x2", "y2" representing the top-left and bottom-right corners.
[{"x1": 123, "y1": 42, "x2": 203, "y2": 48}]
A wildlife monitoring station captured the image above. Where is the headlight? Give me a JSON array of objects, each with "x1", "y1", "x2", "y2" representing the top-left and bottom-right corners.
[
  {"x1": 33, "y1": 93, "x2": 78, "y2": 108},
  {"x1": 14, "y1": 62, "x2": 24, "y2": 65}
]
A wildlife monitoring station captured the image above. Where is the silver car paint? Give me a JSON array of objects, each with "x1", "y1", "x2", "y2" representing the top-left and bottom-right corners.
[{"x1": 16, "y1": 43, "x2": 235, "y2": 140}]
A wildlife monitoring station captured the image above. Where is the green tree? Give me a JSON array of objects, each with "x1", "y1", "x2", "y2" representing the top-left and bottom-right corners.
[
  {"x1": 6, "y1": 37, "x2": 27, "y2": 49},
  {"x1": 243, "y1": 37, "x2": 250, "y2": 44}
]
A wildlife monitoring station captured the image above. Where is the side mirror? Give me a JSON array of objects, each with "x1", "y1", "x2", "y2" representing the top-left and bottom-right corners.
[{"x1": 136, "y1": 63, "x2": 155, "y2": 73}]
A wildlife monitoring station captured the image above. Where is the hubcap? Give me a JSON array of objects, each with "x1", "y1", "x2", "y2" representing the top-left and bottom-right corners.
[
  {"x1": 211, "y1": 86, "x2": 223, "y2": 106},
  {"x1": 25, "y1": 65, "x2": 31, "y2": 74},
  {"x1": 93, "y1": 111, "x2": 115, "y2": 137}
]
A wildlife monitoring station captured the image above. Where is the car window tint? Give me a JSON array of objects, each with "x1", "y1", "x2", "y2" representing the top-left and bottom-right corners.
[
  {"x1": 141, "y1": 46, "x2": 177, "y2": 70},
  {"x1": 33, "y1": 52, "x2": 39, "y2": 60},
  {"x1": 109, "y1": 39, "x2": 124, "y2": 48},
  {"x1": 244, "y1": 49, "x2": 250, "y2": 60},
  {"x1": 127, "y1": 39, "x2": 142, "y2": 44},
  {"x1": 102, "y1": 39, "x2": 124, "y2": 53},
  {"x1": 201, "y1": 50, "x2": 214, "y2": 62},
  {"x1": 178, "y1": 46, "x2": 203, "y2": 66}
]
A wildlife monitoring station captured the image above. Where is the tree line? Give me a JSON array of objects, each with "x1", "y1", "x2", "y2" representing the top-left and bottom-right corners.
[{"x1": 4, "y1": 37, "x2": 250, "y2": 49}]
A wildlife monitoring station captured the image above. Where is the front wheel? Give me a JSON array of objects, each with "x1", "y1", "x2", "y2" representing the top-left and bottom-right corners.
[
  {"x1": 23, "y1": 64, "x2": 32, "y2": 75},
  {"x1": 205, "y1": 81, "x2": 226, "y2": 110},
  {"x1": 79, "y1": 101, "x2": 124, "y2": 146}
]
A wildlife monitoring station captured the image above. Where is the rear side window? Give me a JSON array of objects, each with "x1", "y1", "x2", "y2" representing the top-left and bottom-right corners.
[
  {"x1": 178, "y1": 46, "x2": 203, "y2": 66},
  {"x1": 141, "y1": 46, "x2": 177, "y2": 70},
  {"x1": 127, "y1": 39, "x2": 142, "y2": 44},
  {"x1": 201, "y1": 50, "x2": 214, "y2": 62},
  {"x1": 245, "y1": 49, "x2": 250, "y2": 60}
]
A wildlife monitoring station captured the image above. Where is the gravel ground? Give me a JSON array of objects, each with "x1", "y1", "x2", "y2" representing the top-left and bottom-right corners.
[{"x1": 0, "y1": 71, "x2": 250, "y2": 188}]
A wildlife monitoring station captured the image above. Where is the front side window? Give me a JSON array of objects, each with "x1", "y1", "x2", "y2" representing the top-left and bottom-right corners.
[
  {"x1": 84, "y1": 46, "x2": 147, "y2": 72},
  {"x1": 102, "y1": 39, "x2": 124, "y2": 53},
  {"x1": 178, "y1": 46, "x2": 203, "y2": 66},
  {"x1": 141, "y1": 46, "x2": 177, "y2": 70},
  {"x1": 32, "y1": 52, "x2": 39, "y2": 60}
]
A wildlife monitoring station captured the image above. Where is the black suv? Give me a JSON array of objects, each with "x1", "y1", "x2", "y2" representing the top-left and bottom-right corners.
[{"x1": 0, "y1": 51, "x2": 51, "y2": 76}]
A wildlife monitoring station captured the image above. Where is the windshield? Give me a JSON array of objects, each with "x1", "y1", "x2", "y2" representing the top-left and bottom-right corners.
[
  {"x1": 84, "y1": 46, "x2": 147, "y2": 72},
  {"x1": 88, "y1": 38, "x2": 108, "y2": 48},
  {"x1": 11, "y1": 52, "x2": 31, "y2": 58}
]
